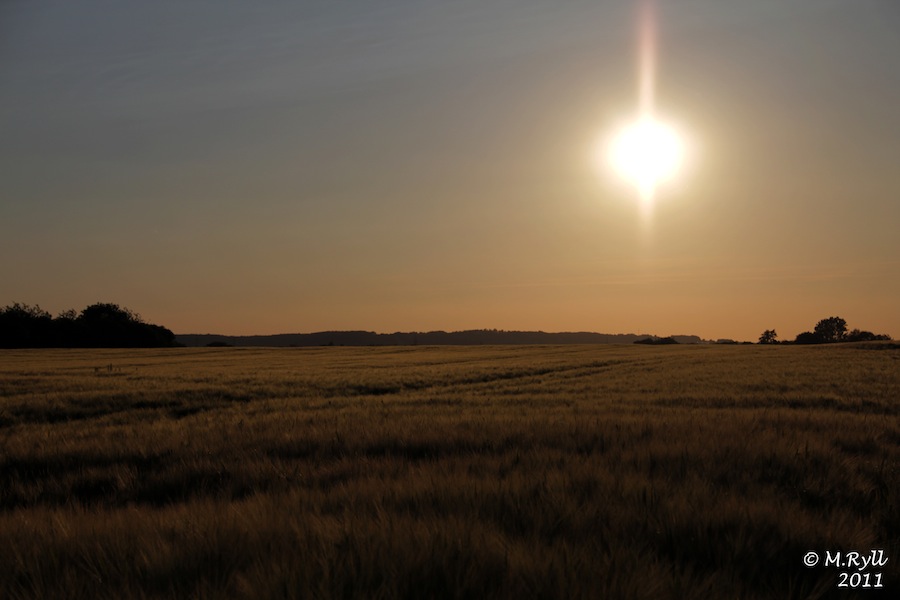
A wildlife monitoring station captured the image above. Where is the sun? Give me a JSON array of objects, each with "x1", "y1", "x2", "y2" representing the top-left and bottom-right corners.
[
  {"x1": 599, "y1": 0, "x2": 691, "y2": 210},
  {"x1": 606, "y1": 116, "x2": 685, "y2": 205}
]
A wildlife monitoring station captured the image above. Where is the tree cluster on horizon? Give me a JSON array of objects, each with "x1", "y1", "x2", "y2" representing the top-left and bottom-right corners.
[
  {"x1": 759, "y1": 316, "x2": 892, "y2": 345},
  {"x1": 0, "y1": 302, "x2": 178, "y2": 348},
  {"x1": 633, "y1": 336, "x2": 679, "y2": 345}
]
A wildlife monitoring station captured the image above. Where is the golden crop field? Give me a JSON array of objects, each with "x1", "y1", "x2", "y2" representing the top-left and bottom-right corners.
[{"x1": 1, "y1": 344, "x2": 898, "y2": 599}]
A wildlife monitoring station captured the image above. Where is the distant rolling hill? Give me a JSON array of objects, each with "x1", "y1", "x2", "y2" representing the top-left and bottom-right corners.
[{"x1": 176, "y1": 330, "x2": 703, "y2": 347}]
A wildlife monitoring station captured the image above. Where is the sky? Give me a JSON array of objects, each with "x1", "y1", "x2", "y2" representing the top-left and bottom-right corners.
[{"x1": 2, "y1": 0, "x2": 898, "y2": 341}]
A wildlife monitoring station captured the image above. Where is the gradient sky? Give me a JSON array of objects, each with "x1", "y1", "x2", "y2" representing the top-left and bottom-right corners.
[{"x1": 2, "y1": 0, "x2": 898, "y2": 340}]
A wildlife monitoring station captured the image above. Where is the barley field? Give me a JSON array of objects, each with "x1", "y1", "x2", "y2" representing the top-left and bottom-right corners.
[{"x1": 1, "y1": 344, "x2": 898, "y2": 599}]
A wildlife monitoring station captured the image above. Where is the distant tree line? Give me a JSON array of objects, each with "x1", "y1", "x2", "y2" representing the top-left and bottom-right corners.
[
  {"x1": 759, "y1": 316, "x2": 892, "y2": 345},
  {"x1": 178, "y1": 330, "x2": 705, "y2": 347},
  {"x1": 0, "y1": 303, "x2": 178, "y2": 348}
]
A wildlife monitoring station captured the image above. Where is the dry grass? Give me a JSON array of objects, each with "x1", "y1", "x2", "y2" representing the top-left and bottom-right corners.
[{"x1": 0, "y1": 344, "x2": 898, "y2": 599}]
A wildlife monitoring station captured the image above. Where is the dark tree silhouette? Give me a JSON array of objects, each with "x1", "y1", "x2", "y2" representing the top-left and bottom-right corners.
[
  {"x1": 845, "y1": 329, "x2": 892, "y2": 342},
  {"x1": 78, "y1": 303, "x2": 177, "y2": 348},
  {"x1": 813, "y1": 316, "x2": 847, "y2": 343},
  {"x1": 53, "y1": 308, "x2": 84, "y2": 347},
  {"x1": 0, "y1": 303, "x2": 53, "y2": 347},
  {"x1": 794, "y1": 331, "x2": 821, "y2": 345},
  {"x1": 634, "y1": 336, "x2": 678, "y2": 345},
  {"x1": 758, "y1": 329, "x2": 778, "y2": 344},
  {"x1": 792, "y1": 318, "x2": 891, "y2": 345},
  {"x1": 0, "y1": 302, "x2": 177, "y2": 348}
]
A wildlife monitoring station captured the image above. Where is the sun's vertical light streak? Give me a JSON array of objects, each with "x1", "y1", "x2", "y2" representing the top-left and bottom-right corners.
[
  {"x1": 638, "y1": 0, "x2": 656, "y2": 119},
  {"x1": 637, "y1": 0, "x2": 657, "y2": 209},
  {"x1": 602, "y1": 0, "x2": 686, "y2": 218}
]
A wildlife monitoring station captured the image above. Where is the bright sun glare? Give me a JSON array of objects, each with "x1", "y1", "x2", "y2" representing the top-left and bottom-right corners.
[
  {"x1": 607, "y1": 117, "x2": 685, "y2": 203},
  {"x1": 601, "y1": 1, "x2": 691, "y2": 211}
]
